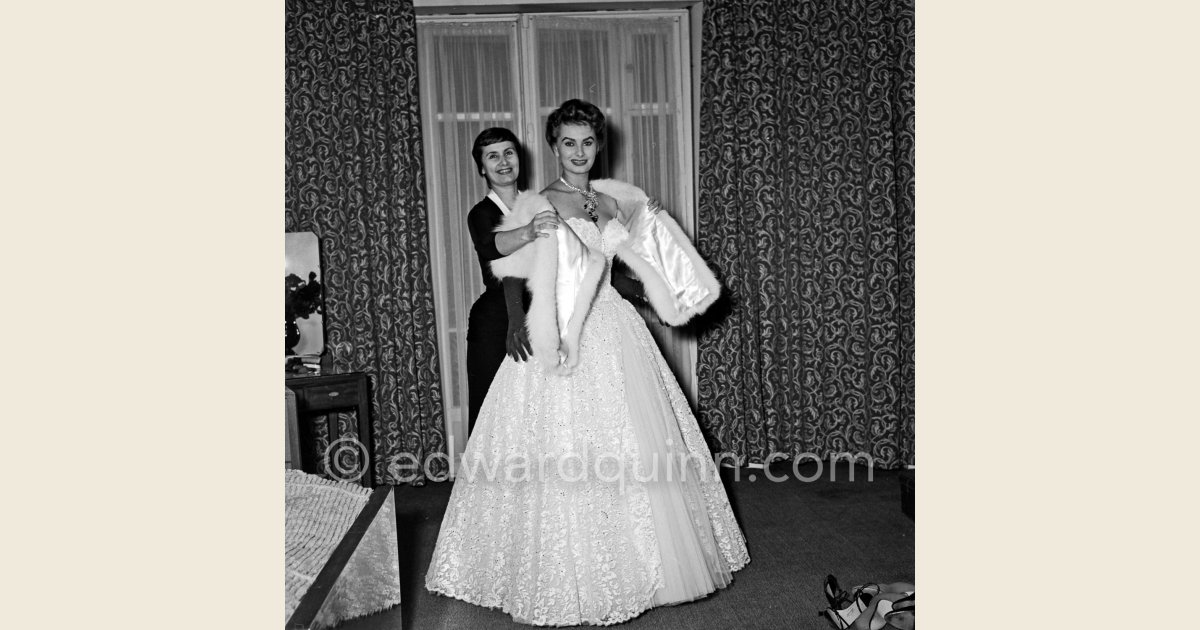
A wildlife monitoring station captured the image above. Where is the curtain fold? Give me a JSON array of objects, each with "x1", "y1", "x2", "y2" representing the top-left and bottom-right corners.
[
  {"x1": 286, "y1": 0, "x2": 445, "y2": 484},
  {"x1": 696, "y1": 0, "x2": 915, "y2": 469}
]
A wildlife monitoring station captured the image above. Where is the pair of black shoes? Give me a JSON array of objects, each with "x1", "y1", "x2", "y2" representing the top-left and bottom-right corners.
[
  {"x1": 819, "y1": 575, "x2": 914, "y2": 629},
  {"x1": 820, "y1": 575, "x2": 874, "y2": 628}
]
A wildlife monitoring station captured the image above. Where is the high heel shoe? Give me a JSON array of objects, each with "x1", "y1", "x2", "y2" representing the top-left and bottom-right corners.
[
  {"x1": 821, "y1": 604, "x2": 861, "y2": 629},
  {"x1": 865, "y1": 593, "x2": 914, "y2": 630},
  {"x1": 824, "y1": 575, "x2": 875, "y2": 610},
  {"x1": 889, "y1": 593, "x2": 914, "y2": 612},
  {"x1": 823, "y1": 574, "x2": 844, "y2": 608},
  {"x1": 850, "y1": 582, "x2": 878, "y2": 607},
  {"x1": 819, "y1": 589, "x2": 870, "y2": 628},
  {"x1": 884, "y1": 593, "x2": 914, "y2": 630}
]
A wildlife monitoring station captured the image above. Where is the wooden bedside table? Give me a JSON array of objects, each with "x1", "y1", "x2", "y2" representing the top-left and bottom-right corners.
[{"x1": 285, "y1": 372, "x2": 374, "y2": 487}]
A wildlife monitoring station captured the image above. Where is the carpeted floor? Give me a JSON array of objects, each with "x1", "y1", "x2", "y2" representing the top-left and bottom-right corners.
[{"x1": 333, "y1": 461, "x2": 913, "y2": 630}]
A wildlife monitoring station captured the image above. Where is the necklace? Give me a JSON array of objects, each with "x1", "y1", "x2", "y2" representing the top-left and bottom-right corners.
[{"x1": 559, "y1": 176, "x2": 598, "y2": 222}]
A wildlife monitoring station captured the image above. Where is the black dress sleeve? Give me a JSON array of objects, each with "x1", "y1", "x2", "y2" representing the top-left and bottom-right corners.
[{"x1": 467, "y1": 199, "x2": 504, "y2": 262}]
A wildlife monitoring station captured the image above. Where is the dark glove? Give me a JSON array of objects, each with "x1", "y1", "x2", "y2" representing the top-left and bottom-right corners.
[
  {"x1": 501, "y1": 276, "x2": 530, "y2": 361},
  {"x1": 506, "y1": 322, "x2": 531, "y2": 362}
]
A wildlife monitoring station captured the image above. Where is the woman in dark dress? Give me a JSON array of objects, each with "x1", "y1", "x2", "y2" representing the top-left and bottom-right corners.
[{"x1": 465, "y1": 127, "x2": 560, "y2": 434}]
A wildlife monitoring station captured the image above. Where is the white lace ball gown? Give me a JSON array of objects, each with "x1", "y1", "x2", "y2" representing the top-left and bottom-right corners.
[{"x1": 425, "y1": 216, "x2": 750, "y2": 626}]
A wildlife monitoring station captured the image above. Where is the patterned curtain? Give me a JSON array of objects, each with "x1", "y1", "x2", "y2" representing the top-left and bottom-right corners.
[
  {"x1": 696, "y1": 0, "x2": 915, "y2": 469},
  {"x1": 286, "y1": 0, "x2": 445, "y2": 484}
]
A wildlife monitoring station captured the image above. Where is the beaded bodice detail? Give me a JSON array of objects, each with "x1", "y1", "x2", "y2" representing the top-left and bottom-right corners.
[
  {"x1": 566, "y1": 216, "x2": 627, "y2": 256},
  {"x1": 567, "y1": 216, "x2": 628, "y2": 297}
]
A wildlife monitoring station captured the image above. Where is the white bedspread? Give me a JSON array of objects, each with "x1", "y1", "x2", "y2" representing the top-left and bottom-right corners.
[{"x1": 285, "y1": 470, "x2": 401, "y2": 628}]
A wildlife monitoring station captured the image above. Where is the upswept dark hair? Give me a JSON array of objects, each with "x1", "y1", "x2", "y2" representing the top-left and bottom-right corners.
[
  {"x1": 471, "y1": 127, "x2": 521, "y2": 178},
  {"x1": 544, "y1": 99, "x2": 606, "y2": 150}
]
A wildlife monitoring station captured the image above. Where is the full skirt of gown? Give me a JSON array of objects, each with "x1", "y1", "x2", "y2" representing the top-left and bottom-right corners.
[{"x1": 425, "y1": 219, "x2": 749, "y2": 626}]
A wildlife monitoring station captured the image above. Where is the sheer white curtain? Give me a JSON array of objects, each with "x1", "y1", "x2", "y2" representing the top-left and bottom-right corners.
[
  {"x1": 417, "y1": 18, "x2": 520, "y2": 468},
  {"x1": 418, "y1": 12, "x2": 695, "y2": 468}
]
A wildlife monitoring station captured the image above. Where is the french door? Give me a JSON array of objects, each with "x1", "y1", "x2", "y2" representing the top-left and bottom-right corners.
[{"x1": 417, "y1": 11, "x2": 696, "y2": 472}]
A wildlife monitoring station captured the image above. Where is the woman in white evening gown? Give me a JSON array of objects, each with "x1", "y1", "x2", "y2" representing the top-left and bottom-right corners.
[{"x1": 425, "y1": 99, "x2": 749, "y2": 626}]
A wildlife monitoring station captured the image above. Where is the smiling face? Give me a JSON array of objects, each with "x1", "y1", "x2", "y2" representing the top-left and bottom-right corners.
[
  {"x1": 479, "y1": 140, "x2": 519, "y2": 188},
  {"x1": 552, "y1": 123, "x2": 598, "y2": 176}
]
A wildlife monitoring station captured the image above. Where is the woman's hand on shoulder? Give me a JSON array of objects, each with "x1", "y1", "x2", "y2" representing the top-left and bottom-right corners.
[{"x1": 524, "y1": 209, "x2": 560, "y2": 241}]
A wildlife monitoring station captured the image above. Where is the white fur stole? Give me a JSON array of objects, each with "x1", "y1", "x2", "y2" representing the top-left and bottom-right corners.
[
  {"x1": 489, "y1": 181, "x2": 721, "y2": 375},
  {"x1": 593, "y1": 179, "x2": 721, "y2": 325}
]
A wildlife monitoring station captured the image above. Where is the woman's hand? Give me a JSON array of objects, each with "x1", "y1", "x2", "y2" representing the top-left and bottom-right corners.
[
  {"x1": 506, "y1": 322, "x2": 532, "y2": 362},
  {"x1": 524, "y1": 210, "x2": 560, "y2": 242}
]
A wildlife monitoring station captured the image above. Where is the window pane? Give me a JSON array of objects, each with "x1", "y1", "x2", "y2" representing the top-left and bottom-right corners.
[{"x1": 533, "y1": 21, "x2": 611, "y2": 108}]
